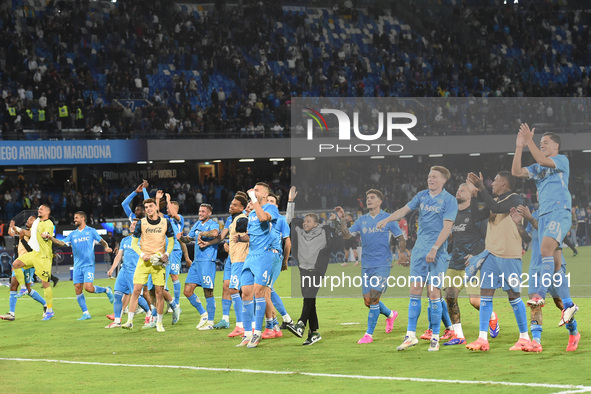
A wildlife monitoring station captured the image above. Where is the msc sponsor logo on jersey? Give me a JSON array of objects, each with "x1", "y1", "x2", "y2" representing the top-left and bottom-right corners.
[
  {"x1": 420, "y1": 203, "x2": 442, "y2": 213},
  {"x1": 145, "y1": 227, "x2": 163, "y2": 234},
  {"x1": 362, "y1": 225, "x2": 385, "y2": 234},
  {"x1": 73, "y1": 236, "x2": 91, "y2": 243}
]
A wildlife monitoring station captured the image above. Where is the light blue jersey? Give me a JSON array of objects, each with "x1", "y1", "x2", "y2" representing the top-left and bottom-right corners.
[
  {"x1": 119, "y1": 235, "x2": 139, "y2": 274},
  {"x1": 349, "y1": 210, "x2": 403, "y2": 269},
  {"x1": 406, "y1": 189, "x2": 458, "y2": 251},
  {"x1": 247, "y1": 203, "x2": 279, "y2": 254},
  {"x1": 526, "y1": 154, "x2": 571, "y2": 215},
  {"x1": 525, "y1": 211, "x2": 541, "y2": 270},
  {"x1": 271, "y1": 215, "x2": 290, "y2": 251},
  {"x1": 188, "y1": 219, "x2": 219, "y2": 262},
  {"x1": 165, "y1": 214, "x2": 184, "y2": 251},
  {"x1": 63, "y1": 226, "x2": 103, "y2": 268}
]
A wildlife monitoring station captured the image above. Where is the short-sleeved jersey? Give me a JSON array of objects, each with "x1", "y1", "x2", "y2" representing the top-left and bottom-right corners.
[
  {"x1": 165, "y1": 214, "x2": 184, "y2": 251},
  {"x1": 349, "y1": 210, "x2": 403, "y2": 268},
  {"x1": 247, "y1": 203, "x2": 279, "y2": 254},
  {"x1": 271, "y1": 214, "x2": 290, "y2": 252},
  {"x1": 188, "y1": 218, "x2": 219, "y2": 262},
  {"x1": 28, "y1": 218, "x2": 55, "y2": 258},
  {"x1": 526, "y1": 154, "x2": 571, "y2": 215},
  {"x1": 119, "y1": 235, "x2": 139, "y2": 273},
  {"x1": 449, "y1": 206, "x2": 486, "y2": 270},
  {"x1": 525, "y1": 210, "x2": 541, "y2": 270},
  {"x1": 406, "y1": 189, "x2": 458, "y2": 251},
  {"x1": 134, "y1": 216, "x2": 174, "y2": 255},
  {"x1": 63, "y1": 226, "x2": 103, "y2": 268}
]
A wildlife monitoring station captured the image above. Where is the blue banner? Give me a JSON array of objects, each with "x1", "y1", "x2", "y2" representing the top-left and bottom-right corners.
[{"x1": 0, "y1": 140, "x2": 147, "y2": 165}]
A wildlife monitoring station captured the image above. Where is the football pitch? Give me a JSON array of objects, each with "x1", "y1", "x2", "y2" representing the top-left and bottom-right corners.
[{"x1": 1, "y1": 247, "x2": 590, "y2": 393}]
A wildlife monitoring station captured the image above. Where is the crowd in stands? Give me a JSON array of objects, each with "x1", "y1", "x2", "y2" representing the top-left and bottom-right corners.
[{"x1": 0, "y1": 0, "x2": 590, "y2": 139}]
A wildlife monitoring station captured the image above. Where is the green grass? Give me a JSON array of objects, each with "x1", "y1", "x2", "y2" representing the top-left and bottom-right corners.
[{"x1": 1, "y1": 247, "x2": 590, "y2": 393}]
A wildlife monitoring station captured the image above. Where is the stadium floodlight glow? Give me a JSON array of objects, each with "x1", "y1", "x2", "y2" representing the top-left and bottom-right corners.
[
  {"x1": 583, "y1": 150, "x2": 591, "y2": 153},
  {"x1": 400, "y1": 155, "x2": 413, "y2": 158},
  {"x1": 137, "y1": 161, "x2": 147, "y2": 164},
  {"x1": 370, "y1": 156, "x2": 385, "y2": 159},
  {"x1": 169, "y1": 160, "x2": 185, "y2": 163},
  {"x1": 300, "y1": 157, "x2": 316, "y2": 161},
  {"x1": 428, "y1": 154, "x2": 443, "y2": 157},
  {"x1": 269, "y1": 158, "x2": 285, "y2": 161},
  {"x1": 213, "y1": 160, "x2": 221, "y2": 163},
  {"x1": 239, "y1": 159, "x2": 255, "y2": 162}
]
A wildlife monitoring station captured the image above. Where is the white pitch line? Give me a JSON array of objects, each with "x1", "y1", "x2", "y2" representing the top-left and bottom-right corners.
[{"x1": 1, "y1": 357, "x2": 590, "y2": 391}]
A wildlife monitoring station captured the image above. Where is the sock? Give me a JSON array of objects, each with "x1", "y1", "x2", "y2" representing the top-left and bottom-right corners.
[
  {"x1": 231, "y1": 293, "x2": 243, "y2": 324},
  {"x1": 138, "y1": 296, "x2": 150, "y2": 312},
  {"x1": 9, "y1": 291, "x2": 17, "y2": 314},
  {"x1": 242, "y1": 299, "x2": 254, "y2": 333},
  {"x1": 77, "y1": 294, "x2": 88, "y2": 313},
  {"x1": 173, "y1": 280, "x2": 181, "y2": 305},
  {"x1": 28, "y1": 289, "x2": 46, "y2": 306},
  {"x1": 453, "y1": 323, "x2": 464, "y2": 339},
  {"x1": 152, "y1": 306, "x2": 157, "y2": 317},
  {"x1": 509, "y1": 298, "x2": 528, "y2": 334},
  {"x1": 531, "y1": 324, "x2": 542, "y2": 343},
  {"x1": 366, "y1": 304, "x2": 380, "y2": 335},
  {"x1": 378, "y1": 301, "x2": 391, "y2": 317},
  {"x1": 14, "y1": 269, "x2": 25, "y2": 285},
  {"x1": 566, "y1": 319, "x2": 578, "y2": 336},
  {"x1": 128, "y1": 311, "x2": 135, "y2": 323},
  {"x1": 562, "y1": 297, "x2": 574, "y2": 310},
  {"x1": 43, "y1": 286, "x2": 53, "y2": 312},
  {"x1": 157, "y1": 314, "x2": 163, "y2": 324},
  {"x1": 432, "y1": 333, "x2": 440, "y2": 342},
  {"x1": 426, "y1": 302, "x2": 432, "y2": 330},
  {"x1": 187, "y1": 294, "x2": 206, "y2": 314},
  {"x1": 254, "y1": 297, "x2": 266, "y2": 332},
  {"x1": 407, "y1": 294, "x2": 422, "y2": 334},
  {"x1": 271, "y1": 290, "x2": 287, "y2": 316},
  {"x1": 537, "y1": 256, "x2": 555, "y2": 299},
  {"x1": 206, "y1": 297, "x2": 216, "y2": 324},
  {"x1": 94, "y1": 286, "x2": 107, "y2": 294},
  {"x1": 429, "y1": 298, "x2": 442, "y2": 335},
  {"x1": 222, "y1": 298, "x2": 232, "y2": 320},
  {"x1": 266, "y1": 317, "x2": 273, "y2": 329},
  {"x1": 114, "y1": 317, "x2": 121, "y2": 324},
  {"x1": 169, "y1": 299, "x2": 178, "y2": 309},
  {"x1": 282, "y1": 313, "x2": 292, "y2": 323},
  {"x1": 114, "y1": 291, "x2": 124, "y2": 319},
  {"x1": 440, "y1": 298, "x2": 452, "y2": 329},
  {"x1": 273, "y1": 317, "x2": 280, "y2": 330},
  {"x1": 479, "y1": 296, "x2": 493, "y2": 339}
]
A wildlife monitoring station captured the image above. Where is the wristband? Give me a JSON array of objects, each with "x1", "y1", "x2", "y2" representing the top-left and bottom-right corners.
[
  {"x1": 140, "y1": 253, "x2": 146, "y2": 259},
  {"x1": 13, "y1": 226, "x2": 22, "y2": 234},
  {"x1": 431, "y1": 245, "x2": 439, "y2": 251},
  {"x1": 248, "y1": 190, "x2": 257, "y2": 203}
]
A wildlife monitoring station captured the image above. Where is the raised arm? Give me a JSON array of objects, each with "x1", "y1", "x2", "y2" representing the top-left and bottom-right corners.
[
  {"x1": 519, "y1": 123, "x2": 556, "y2": 169},
  {"x1": 512, "y1": 127, "x2": 530, "y2": 178},
  {"x1": 122, "y1": 183, "x2": 144, "y2": 218},
  {"x1": 286, "y1": 186, "x2": 298, "y2": 224}
]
